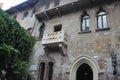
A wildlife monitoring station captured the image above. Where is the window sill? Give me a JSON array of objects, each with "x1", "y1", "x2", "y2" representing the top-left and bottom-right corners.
[
  {"x1": 96, "y1": 27, "x2": 110, "y2": 32},
  {"x1": 79, "y1": 30, "x2": 91, "y2": 34}
]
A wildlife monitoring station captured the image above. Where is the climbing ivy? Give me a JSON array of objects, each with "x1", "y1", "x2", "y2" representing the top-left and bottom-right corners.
[{"x1": 0, "y1": 9, "x2": 36, "y2": 80}]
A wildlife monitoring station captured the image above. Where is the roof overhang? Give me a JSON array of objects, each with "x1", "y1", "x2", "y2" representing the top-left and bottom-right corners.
[
  {"x1": 6, "y1": 0, "x2": 38, "y2": 14},
  {"x1": 36, "y1": 0, "x2": 119, "y2": 22}
]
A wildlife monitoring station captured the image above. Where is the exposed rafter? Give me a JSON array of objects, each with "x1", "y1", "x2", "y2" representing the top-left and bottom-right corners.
[
  {"x1": 88, "y1": 0, "x2": 93, "y2": 8},
  {"x1": 56, "y1": 8, "x2": 62, "y2": 16},
  {"x1": 71, "y1": 2, "x2": 77, "y2": 12},
  {"x1": 44, "y1": 12, "x2": 49, "y2": 19},
  {"x1": 36, "y1": 0, "x2": 119, "y2": 21}
]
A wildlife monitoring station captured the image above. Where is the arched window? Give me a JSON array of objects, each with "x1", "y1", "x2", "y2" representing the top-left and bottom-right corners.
[
  {"x1": 22, "y1": 11, "x2": 28, "y2": 20},
  {"x1": 31, "y1": 9, "x2": 35, "y2": 17},
  {"x1": 97, "y1": 9, "x2": 107, "y2": 29},
  {"x1": 39, "y1": 62, "x2": 45, "y2": 80},
  {"x1": 47, "y1": 62, "x2": 53, "y2": 80},
  {"x1": 39, "y1": 22, "x2": 45, "y2": 39},
  {"x1": 81, "y1": 12, "x2": 90, "y2": 31},
  {"x1": 45, "y1": 0, "x2": 51, "y2": 9},
  {"x1": 54, "y1": 0, "x2": 60, "y2": 6},
  {"x1": 13, "y1": 15, "x2": 17, "y2": 19},
  {"x1": 27, "y1": 28, "x2": 33, "y2": 34}
]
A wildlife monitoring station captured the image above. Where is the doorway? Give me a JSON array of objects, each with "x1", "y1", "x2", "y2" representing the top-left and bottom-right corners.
[
  {"x1": 76, "y1": 63, "x2": 93, "y2": 80},
  {"x1": 70, "y1": 55, "x2": 100, "y2": 80}
]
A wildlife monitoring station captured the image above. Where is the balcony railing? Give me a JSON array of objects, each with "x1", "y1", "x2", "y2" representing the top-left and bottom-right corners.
[{"x1": 42, "y1": 31, "x2": 67, "y2": 47}]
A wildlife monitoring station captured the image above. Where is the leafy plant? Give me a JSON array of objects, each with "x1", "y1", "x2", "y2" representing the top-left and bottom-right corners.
[{"x1": 0, "y1": 9, "x2": 35, "y2": 80}]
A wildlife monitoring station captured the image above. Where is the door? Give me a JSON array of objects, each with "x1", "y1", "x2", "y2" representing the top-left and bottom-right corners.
[{"x1": 76, "y1": 63, "x2": 93, "y2": 80}]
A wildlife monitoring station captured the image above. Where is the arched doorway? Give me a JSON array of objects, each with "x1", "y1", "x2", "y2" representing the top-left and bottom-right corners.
[
  {"x1": 70, "y1": 54, "x2": 100, "y2": 80},
  {"x1": 76, "y1": 63, "x2": 93, "y2": 80}
]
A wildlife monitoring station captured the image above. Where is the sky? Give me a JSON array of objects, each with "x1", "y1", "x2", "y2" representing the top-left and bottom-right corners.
[{"x1": 0, "y1": 0, "x2": 27, "y2": 10}]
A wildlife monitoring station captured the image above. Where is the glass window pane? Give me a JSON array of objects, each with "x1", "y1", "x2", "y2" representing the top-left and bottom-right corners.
[
  {"x1": 103, "y1": 15, "x2": 107, "y2": 28},
  {"x1": 39, "y1": 23, "x2": 45, "y2": 38},
  {"x1": 54, "y1": 0, "x2": 60, "y2": 6},
  {"x1": 98, "y1": 12, "x2": 105, "y2": 16},
  {"x1": 47, "y1": 62, "x2": 53, "y2": 80},
  {"x1": 86, "y1": 19, "x2": 90, "y2": 30},
  {"x1": 82, "y1": 20, "x2": 85, "y2": 31},
  {"x1": 39, "y1": 63, "x2": 45, "y2": 80},
  {"x1": 83, "y1": 15, "x2": 89, "y2": 19},
  {"x1": 98, "y1": 16, "x2": 102, "y2": 29}
]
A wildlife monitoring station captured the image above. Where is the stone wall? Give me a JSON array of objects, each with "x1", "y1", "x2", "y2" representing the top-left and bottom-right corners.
[
  {"x1": 30, "y1": 1, "x2": 120, "y2": 80},
  {"x1": 10, "y1": 0, "x2": 120, "y2": 80}
]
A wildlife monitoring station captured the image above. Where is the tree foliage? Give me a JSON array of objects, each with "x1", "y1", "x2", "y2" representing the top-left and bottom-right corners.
[{"x1": 0, "y1": 9, "x2": 35, "y2": 80}]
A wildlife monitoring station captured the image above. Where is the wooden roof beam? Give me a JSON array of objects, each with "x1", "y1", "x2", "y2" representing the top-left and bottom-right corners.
[
  {"x1": 71, "y1": 2, "x2": 77, "y2": 12},
  {"x1": 56, "y1": 8, "x2": 62, "y2": 16},
  {"x1": 88, "y1": 0, "x2": 93, "y2": 7},
  {"x1": 44, "y1": 12, "x2": 49, "y2": 20}
]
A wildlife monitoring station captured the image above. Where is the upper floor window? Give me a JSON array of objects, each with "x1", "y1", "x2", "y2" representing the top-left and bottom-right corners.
[
  {"x1": 31, "y1": 9, "x2": 35, "y2": 17},
  {"x1": 27, "y1": 28, "x2": 33, "y2": 34},
  {"x1": 45, "y1": 0, "x2": 51, "y2": 9},
  {"x1": 13, "y1": 15, "x2": 17, "y2": 19},
  {"x1": 54, "y1": 24, "x2": 62, "y2": 32},
  {"x1": 97, "y1": 9, "x2": 107, "y2": 29},
  {"x1": 81, "y1": 12, "x2": 90, "y2": 31},
  {"x1": 54, "y1": 0, "x2": 60, "y2": 7},
  {"x1": 22, "y1": 11, "x2": 28, "y2": 20},
  {"x1": 39, "y1": 22, "x2": 45, "y2": 39}
]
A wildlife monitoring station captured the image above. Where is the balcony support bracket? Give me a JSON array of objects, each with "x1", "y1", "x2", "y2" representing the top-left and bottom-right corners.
[
  {"x1": 59, "y1": 44, "x2": 67, "y2": 56},
  {"x1": 43, "y1": 46, "x2": 49, "y2": 57}
]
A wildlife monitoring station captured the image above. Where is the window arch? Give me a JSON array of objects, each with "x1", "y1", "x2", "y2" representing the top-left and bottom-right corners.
[
  {"x1": 38, "y1": 62, "x2": 54, "y2": 80},
  {"x1": 54, "y1": 0, "x2": 60, "y2": 7},
  {"x1": 81, "y1": 12, "x2": 90, "y2": 31},
  {"x1": 31, "y1": 9, "x2": 35, "y2": 17},
  {"x1": 39, "y1": 22, "x2": 45, "y2": 39},
  {"x1": 27, "y1": 28, "x2": 33, "y2": 34},
  {"x1": 39, "y1": 62, "x2": 45, "y2": 80},
  {"x1": 47, "y1": 62, "x2": 54, "y2": 80},
  {"x1": 13, "y1": 15, "x2": 17, "y2": 19},
  {"x1": 22, "y1": 11, "x2": 28, "y2": 20},
  {"x1": 97, "y1": 8, "x2": 107, "y2": 29}
]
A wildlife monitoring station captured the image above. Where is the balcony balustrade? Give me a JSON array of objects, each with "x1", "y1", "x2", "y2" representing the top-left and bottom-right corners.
[
  {"x1": 42, "y1": 31, "x2": 67, "y2": 46},
  {"x1": 42, "y1": 31, "x2": 67, "y2": 56}
]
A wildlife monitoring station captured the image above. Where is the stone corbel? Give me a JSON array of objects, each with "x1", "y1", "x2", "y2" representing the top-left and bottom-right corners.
[
  {"x1": 59, "y1": 43, "x2": 67, "y2": 56},
  {"x1": 43, "y1": 46, "x2": 49, "y2": 56}
]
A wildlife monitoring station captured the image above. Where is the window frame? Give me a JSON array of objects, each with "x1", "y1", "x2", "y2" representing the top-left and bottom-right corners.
[
  {"x1": 81, "y1": 13, "x2": 90, "y2": 32},
  {"x1": 39, "y1": 22, "x2": 45, "y2": 39},
  {"x1": 46, "y1": 62, "x2": 54, "y2": 80},
  {"x1": 54, "y1": 0, "x2": 60, "y2": 7},
  {"x1": 39, "y1": 62, "x2": 45, "y2": 80},
  {"x1": 54, "y1": 24, "x2": 62, "y2": 32},
  {"x1": 45, "y1": 0, "x2": 51, "y2": 9},
  {"x1": 27, "y1": 28, "x2": 33, "y2": 34},
  {"x1": 13, "y1": 15, "x2": 17, "y2": 19},
  {"x1": 31, "y1": 9, "x2": 35, "y2": 17},
  {"x1": 38, "y1": 62, "x2": 54, "y2": 80},
  {"x1": 97, "y1": 9, "x2": 108, "y2": 30},
  {"x1": 22, "y1": 11, "x2": 28, "y2": 20}
]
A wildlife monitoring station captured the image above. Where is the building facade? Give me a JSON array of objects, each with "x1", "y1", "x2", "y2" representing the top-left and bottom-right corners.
[{"x1": 6, "y1": 0, "x2": 120, "y2": 80}]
